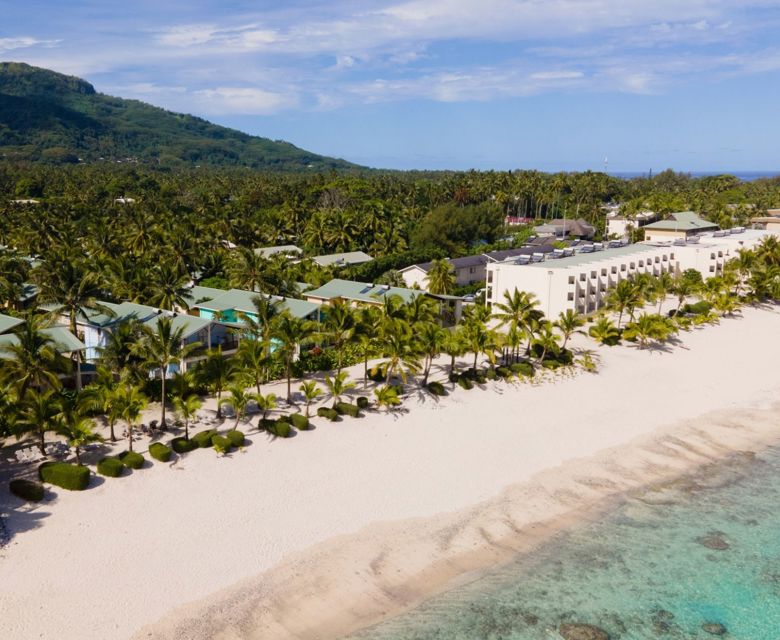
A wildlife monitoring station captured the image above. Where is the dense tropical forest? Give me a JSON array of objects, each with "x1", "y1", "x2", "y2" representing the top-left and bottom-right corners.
[{"x1": 0, "y1": 63, "x2": 357, "y2": 170}]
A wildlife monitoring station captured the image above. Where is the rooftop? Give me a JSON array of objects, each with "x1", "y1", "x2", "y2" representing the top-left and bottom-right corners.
[
  {"x1": 0, "y1": 326, "x2": 86, "y2": 356},
  {"x1": 0, "y1": 313, "x2": 24, "y2": 334},
  {"x1": 643, "y1": 211, "x2": 719, "y2": 232},
  {"x1": 311, "y1": 251, "x2": 373, "y2": 267},
  {"x1": 192, "y1": 288, "x2": 319, "y2": 320},
  {"x1": 143, "y1": 313, "x2": 213, "y2": 340},
  {"x1": 306, "y1": 279, "x2": 420, "y2": 305},
  {"x1": 254, "y1": 245, "x2": 302, "y2": 258}
]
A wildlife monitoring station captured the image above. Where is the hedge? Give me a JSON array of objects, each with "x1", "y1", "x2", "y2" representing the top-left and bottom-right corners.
[
  {"x1": 449, "y1": 373, "x2": 460, "y2": 383},
  {"x1": 683, "y1": 300, "x2": 712, "y2": 316},
  {"x1": 149, "y1": 443, "x2": 172, "y2": 462},
  {"x1": 193, "y1": 429, "x2": 218, "y2": 448},
  {"x1": 226, "y1": 430, "x2": 245, "y2": 447},
  {"x1": 510, "y1": 362, "x2": 535, "y2": 377},
  {"x1": 541, "y1": 359, "x2": 564, "y2": 370},
  {"x1": 267, "y1": 419, "x2": 293, "y2": 438},
  {"x1": 426, "y1": 381, "x2": 447, "y2": 396},
  {"x1": 335, "y1": 402, "x2": 361, "y2": 418},
  {"x1": 211, "y1": 435, "x2": 233, "y2": 453},
  {"x1": 485, "y1": 368, "x2": 498, "y2": 381},
  {"x1": 317, "y1": 407, "x2": 339, "y2": 421},
  {"x1": 496, "y1": 366, "x2": 512, "y2": 378},
  {"x1": 118, "y1": 451, "x2": 145, "y2": 470},
  {"x1": 38, "y1": 462, "x2": 90, "y2": 491},
  {"x1": 97, "y1": 457, "x2": 126, "y2": 477},
  {"x1": 170, "y1": 437, "x2": 198, "y2": 454},
  {"x1": 290, "y1": 414, "x2": 310, "y2": 430},
  {"x1": 356, "y1": 396, "x2": 370, "y2": 409},
  {"x1": 457, "y1": 376, "x2": 474, "y2": 390},
  {"x1": 9, "y1": 478, "x2": 44, "y2": 502}
]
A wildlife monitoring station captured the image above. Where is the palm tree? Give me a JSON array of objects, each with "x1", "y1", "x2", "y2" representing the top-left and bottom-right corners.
[
  {"x1": 493, "y1": 288, "x2": 542, "y2": 356},
  {"x1": 425, "y1": 259, "x2": 455, "y2": 294},
  {"x1": 442, "y1": 327, "x2": 467, "y2": 380},
  {"x1": 355, "y1": 305, "x2": 383, "y2": 387},
  {"x1": 57, "y1": 402, "x2": 102, "y2": 465},
  {"x1": 461, "y1": 304, "x2": 496, "y2": 370},
  {"x1": 173, "y1": 393, "x2": 201, "y2": 440},
  {"x1": 373, "y1": 385, "x2": 401, "y2": 411},
  {"x1": 417, "y1": 322, "x2": 447, "y2": 385},
  {"x1": 378, "y1": 322, "x2": 421, "y2": 384},
  {"x1": 299, "y1": 381, "x2": 322, "y2": 418},
  {"x1": 133, "y1": 316, "x2": 197, "y2": 428},
  {"x1": 533, "y1": 321, "x2": 561, "y2": 361},
  {"x1": 588, "y1": 316, "x2": 621, "y2": 346},
  {"x1": 623, "y1": 314, "x2": 678, "y2": 350},
  {"x1": 80, "y1": 365, "x2": 121, "y2": 441},
  {"x1": 145, "y1": 263, "x2": 192, "y2": 311},
  {"x1": 237, "y1": 339, "x2": 269, "y2": 394},
  {"x1": 673, "y1": 271, "x2": 703, "y2": 313},
  {"x1": 98, "y1": 319, "x2": 144, "y2": 378},
  {"x1": 606, "y1": 279, "x2": 643, "y2": 327},
  {"x1": 115, "y1": 383, "x2": 148, "y2": 452},
  {"x1": 324, "y1": 371, "x2": 356, "y2": 406},
  {"x1": 653, "y1": 272, "x2": 675, "y2": 314},
  {"x1": 19, "y1": 388, "x2": 61, "y2": 456},
  {"x1": 554, "y1": 309, "x2": 585, "y2": 351},
  {"x1": 195, "y1": 347, "x2": 237, "y2": 420},
  {"x1": 255, "y1": 392, "x2": 277, "y2": 421},
  {"x1": 319, "y1": 300, "x2": 356, "y2": 373},
  {"x1": 225, "y1": 384, "x2": 258, "y2": 429},
  {"x1": 271, "y1": 312, "x2": 315, "y2": 403}
]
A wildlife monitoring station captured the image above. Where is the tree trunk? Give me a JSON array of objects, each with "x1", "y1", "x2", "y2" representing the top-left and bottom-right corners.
[
  {"x1": 38, "y1": 426, "x2": 46, "y2": 456},
  {"x1": 286, "y1": 361, "x2": 292, "y2": 404},
  {"x1": 160, "y1": 367, "x2": 167, "y2": 427},
  {"x1": 109, "y1": 417, "x2": 116, "y2": 442},
  {"x1": 184, "y1": 419, "x2": 189, "y2": 440},
  {"x1": 128, "y1": 425, "x2": 134, "y2": 452},
  {"x1": 75, "y1": 447, "x2": 81, "y2": 465},
  {"x1": 216, "y1": 389, "x2": 223, "y2": 419},
  {"x1": 363, "y1": 352, "x2": 369, "y2": 388}
]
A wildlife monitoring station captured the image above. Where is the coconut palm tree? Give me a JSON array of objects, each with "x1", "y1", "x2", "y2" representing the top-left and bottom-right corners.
[
  {"x1": 299, "y1": 381, "x2": 322, "y2": 418},
  {"x1": 173, "y1": 393, "x2": 201, "y2": 440},
  {"x1": 98, "y1": 319, "x2": 144, "y2": 378},
  {"x1": 442, "y1": 326, "x2": 467, "y2": 380},
  {"x1": 355, "y1": 305, "x2": 383, "y2": 387},
  {"x1": 606, "y1": 279, "x2": 643, "y2": 327},
  {"x1": 378, "y1": 323, "x2": 421, "y2": 384},
  {"x1": 425, "y1": 259, "x2": 456, "y2": 295},
  {"x1": 115, "y1": 383, "x2": 148, "y2": 453},
  {"x1": 324, "y1": 371, "x2": 356, "y2": 406},
  {"x1": 145, "y1": 263, "x2": 192, "y2": 311},
  {"x1": 653, "y1": 272, "x2": 676, "y2": 314},
  {"x1": 80, "y1": 365, "x2": 121, "y2": 441},
  {"x1": 623, "y1": 314, "x2": 677, "y2": 350},
  {"x1": 319, "y1": 300, "x2": 356, "y2": 373},
  {"x1": 19, "y1": 388, "x2": 61, "y2": 456},
  {"x1": 225, "y1": 385, "x2": 259, "y2": 429},
  {"x1": 493, "y1": 288, "x2": 542, "y2": 355},
  {"x1": 533, "y1": 321, "x2": 561, "y2": 362},
  {"x1": 195, "y1": 347, "x2": 237, "y2": 420},
  {"x1": 255, "y1": 392, "x2": 277, "y2": 421},
  {"x1": 418, "y1": 322, "x2": 447, "y2": 385},
  {"x1": 133, "y1": 316, "x2": 197, "y2": 428},
  {"x1": 588, "y1": 316, "x2": 621, "y2": 346},
  {"x1": 373, "y1": 385, "x2": 401, "y2": 411},
  {"x1": 57, "y1": 400, "x2": 102, "y2": 465},
  {"x1": 554, "y1": 309, "x2": 585, "y2": 351},
  {"x1": 271, "y1": 312, "x2": 315, "y2": 403},
  {"x1": 237, "y1": 338, "x2": 270, "y2": 394}
]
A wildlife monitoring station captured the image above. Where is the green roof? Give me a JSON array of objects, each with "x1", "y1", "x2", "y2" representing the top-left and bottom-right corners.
[
  {"x1": 184, "y1": 285, "x2": 227, "y2": 307},
  {"x1": 311, "y1": 251, "x2": 373, "y2": 267},
  {"x1": 306, "y1": 279, "x2": 420, "y2": 305},
  {"x1": 192, "y1": 288, "x2": 320, "y2": 320},
  {"x1": 643, "y1": 211, "x2": 719, "y2": 232},
  {"x1": 0, "y1": 326, "x2": 85, "y2": 356},
  {"x1": 76, "y1": 301, "x2": 159, "y2": 328},
  {"x1": 0, "y1": 313, "x2": 24, "y2": 334},
  {"x1": 143, "y1": 313, "x2": 212, "y2": 339}
]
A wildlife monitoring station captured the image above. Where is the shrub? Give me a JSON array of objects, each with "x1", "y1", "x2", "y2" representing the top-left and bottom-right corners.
[
  {"x1": 118, "y1": 451, "x2": 145, "y2": 469},
  {"x1": 426, "y1": 381, "x2": 447, "y2": 396},
  {"x1": 317, "y1": 407, "x2": 339, "y2": 421},
  {"x1": 170, "y1": 437, "x2": 197, "y2": 454},
  {"x1": 211, "y1": 435, "x2": 233, "y2": 453},
  {"x1": 97, "y1": 457, "x2": 126, "y2": 477},
  {"x1": 148, "y1": 443, "x2": 172, "y2": 463},
  {"x1": 9, "y1": 478, "x2": 44, "y2": 502},
  {"x1": 38, "y1": 462, "x2": 90, "y2": 491},
  {"x1": 368, "y1": 367, "x2": 385, "y2": 382},
  {"x1": 335, "y1": 402, "x2": 361, "y2": 418},
  {"x1": 193, "y1": 429, "x2": 218, "y2": 448},
  {"x1": 290, "y1": 414, "x2": 310, "y2": 430},
  {"x1": 448, "y1": 373, "x2": 460, "y2": 383},
  {"x1": 463, "y1": 367, "x2": 478, "y2": 380},
  {"x1": 541, "y1": 359, "x2": 564, "y2": 370},
  {"x1": 485, "y1": 368, "x2": 498, "y2": 381},
  {"x1": 683, "y1": 301, "x2": 712, "y2": 316},
  {"x1": 510, "y1": 362, "x2": 535, "y2": 377},
  {"x1": 356, "y1": 396, "x2": 370, "y2": 409},
  {"x1": 457, "y1": 376, "x2": 473, "y2": 390},
  {"x1": 267, "y1": 419, "x2": 293, "y2": 438},
  {"x1": 496, "y1": 366, "x2": 512, "y2": 378},
  {"x1": 259, "y1": 418, "x2": 277, "y2": 431},
  {"x1": 226, "y1": 430, "x2": 245, "y2": 447}
]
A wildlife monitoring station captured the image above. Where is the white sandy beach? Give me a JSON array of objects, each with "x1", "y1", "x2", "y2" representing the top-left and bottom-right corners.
[{"x1": 2, "y1": 304, "x2": 780, "y2": 640}]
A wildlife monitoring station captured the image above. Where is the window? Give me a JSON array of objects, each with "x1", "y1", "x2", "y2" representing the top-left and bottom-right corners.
[
  {"x1": 718, "y1": 251, "x2": 723, "y2": 257},
  {"x1": 580, "y1": 273, "x2": 586, "y2": 282},
  {"x1": 601, "y1": 268, "x2": 607, "y2": 276},
  {"x1": 590, "y1": 271, "x2": 596, "y2": 279},
  {"x1": 655, "y1": 257, "x2": 660, "y2": 263},
  {"x1": 469, "y1": 267, "x2": 476, "y2": 274},
  {"x1": 639, "y1": 260, "x2": 644, "y2": 267},
  {"x1": 487, "y1": 271, "x2": 493, "y2": 283},
  {"x1": 670, "y1": 253, "x2": 675, "y2": 259},
  {"x1": 611, "y1": 266, "x2": 617, "y2": 274},
  {"x1": 630, "y1": 262, "x2": 636, "y2": 269},
  {"x1": 567, "y1": 292, "x2": 574, "y2": 301},
  {"x1": 487, "y1": 287, "x2": 493, "y2": 298},
  {"x1": 662, "y1": 255, "x2": 667, "y2": 261},
  {"x1": 709, "y1": 266, "x2": 715, "y2": 273},
  {"x1": 621, "y1": 264, "x2": 627, "y2": 272},
  {"x1": 568, "y1": 276, "x2": 575, "y2": 285},
  {"x1": 710, "y1": 253, "x2": 716, "y2": 260}
]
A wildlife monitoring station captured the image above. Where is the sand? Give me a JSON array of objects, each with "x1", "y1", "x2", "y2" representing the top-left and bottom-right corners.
[{"x1": 1, "y1": 304, "x2": 779, "y2": 640}]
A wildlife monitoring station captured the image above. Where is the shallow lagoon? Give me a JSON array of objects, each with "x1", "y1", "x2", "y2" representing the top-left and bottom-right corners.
[{"x1": 350, "y1": 447, "x2": 780, "y2": 639}]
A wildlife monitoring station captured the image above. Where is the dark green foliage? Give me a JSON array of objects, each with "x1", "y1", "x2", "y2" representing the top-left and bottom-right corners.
[
  {"x1": 0, "y1": 63, "x2": 359, "y2": 170},
  {"x1": 541, "y1": 360, "x2": 565, "y2": 370},
  {"x1": 496, "y1": 366, "x2": 512, "y2": 378},
  {"x1": 558, "y1": 349, "x2": 574, "y2": 365},
  {"x1": 148, "y1": 442, "x2": 172, "y2": 462},
  {"x1": 682, "y1": 301, "x2": 713, "y2": 315},
  {"x1": 426, "y1": 381, "x2": 447, "y2": 396},
  {"x1": 449, "y1": 373, "x2": 460, "y2": 383},
  {"x1": 317, "y1": 407, "x2": 339, "y2": 421},
  {"x1": 38, "y1": 462, "x2": 90, "y2": 490},
  {"x1": 457, "y1": 376, "x2": 474, "y2": 390},
  {"x1": 226, "y1": 430, "x2": 245, "y2": 447},
  {"x1": 211, "y1": 434, "x2": 233, "y2": 452},
  {"x1": 335, "y1": 402, "x2": 361, "y2": 418},
  {"x1": 290, "y1": 414, "x2": 310, "y2": 430},
  {"x1": 412, "y1": 202, "x2": 505, "y2": 255},
  {"x1": 9, "y1": 478, "x2": 44, "y2": 501},
  {"x1": 510, "y1": 362, "x2": 535, "y2": 377},
  {"x1": 118, "y1": 450, "x2": 145, "y2": 469},
  {"x1": 368, "y1": 367, "x2": 385, "y2": 383},
  {"x1": 171, "y1": 437, "x2": 198, "y2": 454},
  {"x1": 356, "y1": 396, "x2": 370, "y2": 409},
  {"x1": 485, "y1": 368, "x2": 498, "y2": 381},
  {"x1": 97, "y1": 456, "x2": 126, "y2": 477},
  {"x1": 192, "y1": 429, "x2": 218, "y2": 448},
  {"x1": 347, "y1": 248, "x2": 445, "y2": 282},
  {"x1": 259, "y1": 418, "x2": 277, "y2": 430},
  {"x1": 267, "y1": 419, "x2": 293, "y2": 438}
]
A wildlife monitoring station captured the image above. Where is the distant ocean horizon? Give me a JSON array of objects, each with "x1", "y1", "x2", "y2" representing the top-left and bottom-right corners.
[{"x1": 609, "y1": 171, "x2": 779, "y2": 182}]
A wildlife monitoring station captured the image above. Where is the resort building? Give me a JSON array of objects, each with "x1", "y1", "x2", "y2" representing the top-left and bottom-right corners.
[
  {"x1": 310, "y1": 251, "x2": 373, "y2": 268},
  {"x1": 254, "y1": 245, "x2": 303, "y2": 259},
  {"x1": 486, "y1": 229, "x2": 772, "y2": 318},
  {"x1": 305, "y1": 279, "x2": 419, "y2": 307},
  {"x1": 606, "y1": 211, "x2": 658, "y2": 240},
  {"x1": 642, "y1": 211, "x2": 719, "y2": 242},
  {"x1": 751, "y1": 209, "x2": 780, "y2": 232},
  {"x1": 534, "y1": 218, "x2": 595, "y2": 240},
  {"x1": 0, "y1": 312, "x2": 86, "y2": 360}
]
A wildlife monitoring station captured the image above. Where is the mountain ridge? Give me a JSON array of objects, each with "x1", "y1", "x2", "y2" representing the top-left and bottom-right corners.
[{"x1": 0, "y1": 62, "x2": 360, "y2": 171}]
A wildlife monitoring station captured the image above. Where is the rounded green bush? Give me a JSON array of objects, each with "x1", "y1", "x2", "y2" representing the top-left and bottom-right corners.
[
  {"x1": 192, "y1": 429, "x2": 218, "y2": 448},
  {"x1": 9, "y1": 478, "x2": 44, "y2": 502},
  {"x1": 38, "y1": 462, "x2": 90, "y2": 491},
  {"x1": 317, "y1": 407, "x2": 339, "y2": 421},
  {"x1": 426, "y1": 381, "x2": 447, "y2": 396},
  {"x1": 496, "y1": 366, "x2": 512, "y2": 378},
  {"x1": 335, "y1": 401, "x2": 361, "y2": 418},
  {"x1": 211, "y1": 434, "x2": 233, "y2": 453},
  {"x1": 149, "y1": 442, "x2": 172, "y2": 462},
  {"x1": 356, "y1": 396, "x2": 370, "y2": 409},
  {"x1": 457, "y1": 376, "x2": 473, "y2": 390},
  {"x1": 170, "y1": 437, "x2": 197, "y2": 454},
  {"x1": 290, "y1": 413, "x2": 310, "y2": 430},
  {"x1": 510, "y1": 362, "x2": 535, "y2": 377},
  {"x1": 97, "y1": 456, "x2": 126, "y2": 477},
  {"x1": 448, "y1": 373, "x2": 460, "y2": 383},
  {"x1": 118, "y1": 451, "x2": 145, "y2": 469},
  {"x1": 226, "y1": 430, "x2": 245, "y2": 447},
  {"x1": 485, "y1": 368, "x2": 498, "y2": 381},
  {"x1": 267, "y1": 419, "x2": 293, "y2": 438}
]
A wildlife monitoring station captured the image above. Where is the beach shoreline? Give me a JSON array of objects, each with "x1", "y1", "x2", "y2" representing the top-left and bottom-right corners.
[{"x1": 2, "y1": 305, "x2": 780, "y2": 640}]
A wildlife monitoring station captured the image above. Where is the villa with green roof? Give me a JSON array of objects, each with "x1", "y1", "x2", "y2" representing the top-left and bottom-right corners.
[
  {"x1": 189, "y1": 288, "x2": 320, "y2": 325},
  {"x1": 642, "y1": 211, "x2": 719, "y2": 242},
  {"x1": 0, "y1": 312, "x2": 86, "y2": 359}
]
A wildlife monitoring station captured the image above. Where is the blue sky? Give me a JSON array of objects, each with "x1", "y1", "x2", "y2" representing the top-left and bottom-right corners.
[{"x1": 2, "y1": 0, "x2": 780, "y2": 171}]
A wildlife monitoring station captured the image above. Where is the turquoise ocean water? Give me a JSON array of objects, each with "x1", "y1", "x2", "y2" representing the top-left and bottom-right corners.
[{"x1": 348, "y1": 447, "x2": 780, "y2": 639}]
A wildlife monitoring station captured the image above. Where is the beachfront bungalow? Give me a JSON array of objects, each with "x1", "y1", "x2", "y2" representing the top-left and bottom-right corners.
[
  {"x1": 0, "y1": 312, "x2": 86, "y2": 362},
  {"x1": 254, "y1": 245, "x2": 303, "y2": 259},
  {"x1": 310, "y1": 251, "x2": 373, "y2": 268},
  {"x1": 141, "y1": 313, "x2": 217, "y2": 373},
  {"x1": 642, "y1": 212, "x2": 719, "y2": 242}
]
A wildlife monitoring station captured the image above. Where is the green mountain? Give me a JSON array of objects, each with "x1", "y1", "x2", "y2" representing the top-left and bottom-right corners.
[{"x1": 0, "y1": 62, "x2": 358, "y2": 170}]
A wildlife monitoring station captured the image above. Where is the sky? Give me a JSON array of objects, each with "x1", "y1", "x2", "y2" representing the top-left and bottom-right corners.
[{"x1": 2, "y1": 0, "x2": 780, "y2": 171}]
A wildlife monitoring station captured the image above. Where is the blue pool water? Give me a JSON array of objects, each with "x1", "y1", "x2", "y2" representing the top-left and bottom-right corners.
[{"x1": 349, "y1": 447, "x2": 780, "y2": 639}]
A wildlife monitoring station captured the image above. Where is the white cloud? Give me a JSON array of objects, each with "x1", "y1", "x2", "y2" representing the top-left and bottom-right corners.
[
  {"x1": 0, "y1": 37, "x2": 60, "y2": 52},
  {"x1": 530, "y1": 71, "x2": 585, "y2": 80},
  {"x1": 193, "y1": 87, "x2": 297, "y2": 115}
]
